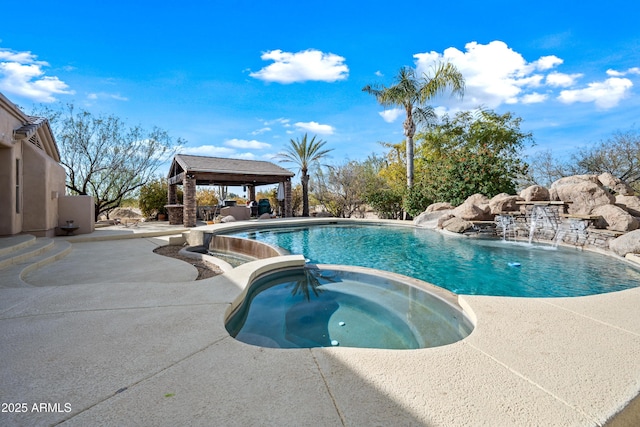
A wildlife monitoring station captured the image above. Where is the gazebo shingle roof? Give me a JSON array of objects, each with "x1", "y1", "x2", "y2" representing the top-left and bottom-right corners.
[
  {"x1": 173, "y1": 154, "x2": 294, "y2": 177},
  {"x1": 168, "y1": 154, "x2": 294, "y2": 186}
]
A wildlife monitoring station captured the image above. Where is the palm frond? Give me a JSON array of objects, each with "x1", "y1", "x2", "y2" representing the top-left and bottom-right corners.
[
  {"x1": 412, "y1": 106, "x2": 438, "y2": 126},
  {"x1": 419, "y1": 61, "x2": 465, "y2": 102}
]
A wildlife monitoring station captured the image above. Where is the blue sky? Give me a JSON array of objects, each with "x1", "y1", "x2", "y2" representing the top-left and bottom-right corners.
[{"x1": 2, "y1": 0, "x2": 639, "y2": 180}]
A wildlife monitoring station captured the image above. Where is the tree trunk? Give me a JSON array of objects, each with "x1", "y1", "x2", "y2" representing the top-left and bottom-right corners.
[
  {"x1": 403, "y1": 113, "x2": 416, "y2": 189},
  {"x1": 406, "y1": 135, "x2": 414, "y2": 189},
  {"x1": 302, "y1": 172, "x2": 310, "y2": 217}
]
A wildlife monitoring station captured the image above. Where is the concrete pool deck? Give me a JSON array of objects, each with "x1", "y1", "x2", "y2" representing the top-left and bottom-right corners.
[{"x1": 1, "y1": 220, "x2": 639, "y2": 426}]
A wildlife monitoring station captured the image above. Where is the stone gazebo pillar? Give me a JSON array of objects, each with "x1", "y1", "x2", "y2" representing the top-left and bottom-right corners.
[
  {"x1": 284, "y1": 180, "x2": 292, "y2": 218},
  {"x1": 183, "y1": 174, "x2": 197, "y2": 227},
  {"x1": 168, "y1": 183, "x2": 177, "y2": 205}
]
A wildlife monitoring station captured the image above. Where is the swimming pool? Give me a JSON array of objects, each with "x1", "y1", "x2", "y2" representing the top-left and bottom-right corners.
[
  {"x1": 225, "y1": 265, "x2": 473, "y2": 349},
  {"x1": 224, "y1": 223, "x2": 640, "y2": 298}
]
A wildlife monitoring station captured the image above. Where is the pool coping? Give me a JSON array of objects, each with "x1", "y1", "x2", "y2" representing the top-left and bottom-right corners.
[
  {"x1": 199, "y1": 218, "x2": 640, "y2": 424},
  {"x1": 1, "y1": 218, "x2": 639, "y2": 425}
]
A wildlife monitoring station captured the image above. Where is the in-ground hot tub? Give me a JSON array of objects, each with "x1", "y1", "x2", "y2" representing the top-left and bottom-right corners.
[{"x1": 225, "y1": 264, "x2": 474, "y2": 350}]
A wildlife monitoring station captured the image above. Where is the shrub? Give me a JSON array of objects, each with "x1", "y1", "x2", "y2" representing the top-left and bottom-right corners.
[{"x1": 139, "y1": 178, "x2": 170, "y2": 218}]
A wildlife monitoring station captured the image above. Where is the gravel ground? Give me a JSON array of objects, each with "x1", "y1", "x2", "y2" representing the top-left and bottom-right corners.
[{"x1": 153, "y1": 245, "x2": 224, "y2": 280}]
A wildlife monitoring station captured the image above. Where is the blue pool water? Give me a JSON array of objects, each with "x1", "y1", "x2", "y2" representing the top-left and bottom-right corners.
[
  {"x1": 226, "y1": 267, "x2": 473, "y2": 349},
  {"x1": 226, "y1": 224, "x2": 640, "y2": 297}
]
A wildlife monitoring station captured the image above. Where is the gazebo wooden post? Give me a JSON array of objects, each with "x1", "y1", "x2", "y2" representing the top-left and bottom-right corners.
[
  {"x1": 249, "y1": 185, "x2": 256, "y2": 202},
  {"x1": 183, "y1": 174, "x2": 197, "y2": 227},
  {"x1": 284, "y1": 180, "x2": 292, "y2": 218}
]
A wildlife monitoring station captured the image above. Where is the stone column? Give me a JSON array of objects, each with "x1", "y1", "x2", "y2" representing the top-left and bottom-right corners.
[
  {"x1": 183, "y1": 175, "x2": 197, "y2": 227},
  {"x1": 168, "y1": 183, "x2": 177, "y2": 205},
  {"x1": 284, "y1": 180, "x2": 292, "y2": 218}
]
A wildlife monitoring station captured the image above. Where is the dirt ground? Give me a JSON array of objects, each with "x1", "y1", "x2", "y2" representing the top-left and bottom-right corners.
[{"x1": 153, "y1": 245, "x2": 224, "y2": 280}]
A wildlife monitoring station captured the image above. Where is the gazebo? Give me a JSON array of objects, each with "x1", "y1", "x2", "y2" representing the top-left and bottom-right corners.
[{"x1": 167, "y1": 154, "x2": 295, "y2": 227}]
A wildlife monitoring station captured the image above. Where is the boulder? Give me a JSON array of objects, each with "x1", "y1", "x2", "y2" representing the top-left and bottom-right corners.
[
  {"x1": 425, "y1": 202, "x2": 455, "y2": 213},
  {"x1": 609, "y1": 229, "x2": 640, "y2": 257},
  {"x1": 550, "y1": 180, "x2": 615, "y2": 215},
  {"x1": 414, "y1": 209, "x2": 453, "y2": 229},
  {"x1": 615, "y1": 195, "x2": 640, "y2": 217},
  {"x1": 453, "y1": 203, "x2": 491, "y2": 221},
  {"x1": 591, "y1": 204, "x2": 639, "y2": 232},
  {"x1": 598, "y1": 172, "x2": 635, "y2": 196},
  {"x1": 465, "y1": 193, "x2": 491, "y2": 207},
  {"x1": 452, "y1": 194, "x2": 493, "y2": 221},
  {"x1": 257, "y1": 213, "x2": 272, "y2": 220},
  {"x1": 519, "y1": 185, "x2": 550, "y2": 202},
  {"x1": 441, "y1": 216, "x2": 475, "y2": 233},
  {"x1": 489, "y1": 193, "x2": 523, "y2": 214},
  {"x1": 437, "y1": 213, "x2": 456, "y2": 229},
  {"x1": 550, "y1": 175, "x2": 600, "y2": 189},
  {"x1": 220, "y1": 215, "x2": 236, "y2": 223}
]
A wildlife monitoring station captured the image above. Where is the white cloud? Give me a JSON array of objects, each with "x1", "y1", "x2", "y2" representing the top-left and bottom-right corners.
[
  {"x1": 532, "y1": 55, "x2": 563, "y2": 71},
  {"x1": 86, "y1": 92, "x2": 129, "y2": 101},
  {"x1": 414, "y1": 40, "x2": 561, "y2": 109},
  {"x1": 546, "y1": 72, "x2": 583, "y2": 87},
  {"x1": 262, "y1": 117, "x2": 290, "y2": 127},
  {"x1": 558, "y1": 77, "x2": 632, "y2": 109},
  {"x1": 250, "y1": 49, "x2": 349, "y2": 84},
  {"x1": 412, "y1": 40, "x2": 635, "y2": 110},
  {"x1": 224, "y1": 138, "x2": 271, "y2": 149},
  {"x1": 0, "y1": 48, "x2": 74, "y2": 102},
  {"x1": 378, "y1": 108, "x2": 404, "y2": 123},
  {"x1": 607, "y1": 67, "x2": 640, "y2": 76},
  {"x1": 0, "y1": 50, "x2": 45, "y2": 64},
  {"x1": 294, "y1": 121, "x2": 335, "y2": 135},
  {"x1": 522, "y1": 92, "x2": 548, "y2": 104},
  {"x1": 251, "y1": 127, "x2": 271, "y2": 135},
  {"x1": 180, "y1": 145, "x2": 236, "y2": 157},
  {"x1": 235, "y1": 152, "x2": 257, "y2": 160},
  {"x1": 375, "y1": 70, "x2": 384, "y2": 77}
]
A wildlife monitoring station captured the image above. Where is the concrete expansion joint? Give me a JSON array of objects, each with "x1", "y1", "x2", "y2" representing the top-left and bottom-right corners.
[
  {"x1": 464, "y1": 341, "x2": 600, "y2": 425},
  {"x1": 540, "y1": 300, "x2": 640, "y2": 339},
  {"x1": 309, "y1": 348, "x2": 347, "y2": 426}
]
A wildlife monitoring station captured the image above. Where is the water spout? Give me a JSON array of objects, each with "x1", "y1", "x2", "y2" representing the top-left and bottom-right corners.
[
  {"x1": 495, "y1": 215, "x2": 515, "y2": 241},
  {"x1": 528, "y1": 206, "x2": 558, "y2": 244}
]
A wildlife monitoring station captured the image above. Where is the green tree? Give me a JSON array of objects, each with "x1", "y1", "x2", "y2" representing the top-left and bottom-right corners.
[
  {"x1": 35, "y1": 104, "x2": 182, "y2": 220},
  {"x1": 277, "y1": 133, "x2": 333, "y2": 217},
  {"x1": 405, "y1": 109, "x2": 532, "y2": 214},
  {"x1": 363, "y1": 63, "x2": 465, "y2": 189},
  {"x1": 196, "y1": 188, "x2": 219, "y2": 206},
  {"x1": 139, "y1": 178, "x2": 182, "y2": 218}
]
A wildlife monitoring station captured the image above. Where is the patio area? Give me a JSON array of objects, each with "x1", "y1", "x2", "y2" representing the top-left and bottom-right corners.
[{"x1": 1, "y1": 220, "x2": 639, "y2": 426}]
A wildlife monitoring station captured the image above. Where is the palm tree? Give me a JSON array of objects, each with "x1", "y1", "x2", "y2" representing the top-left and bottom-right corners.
[
  {"x1": 278, "y1": 133, "x2": 333, "y2": 216},
  {"x1": 363, "y1": 62, "x2": 465, "y2": 188}
]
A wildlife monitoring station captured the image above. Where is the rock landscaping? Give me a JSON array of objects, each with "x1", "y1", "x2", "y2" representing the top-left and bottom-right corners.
[{"x1": 415, "y1": 173, "x2": 640, "y2": 257}]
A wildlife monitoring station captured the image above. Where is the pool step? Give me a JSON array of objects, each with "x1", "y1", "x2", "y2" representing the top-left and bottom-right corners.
[{"x1": 0, "y1": 236, "x2": 73, "y2": 288}]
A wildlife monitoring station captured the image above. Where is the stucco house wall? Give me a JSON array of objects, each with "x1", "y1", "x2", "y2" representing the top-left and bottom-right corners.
[
  {"x1": 22, "y1": 142, "x2": 67, "y2": 236},
  {"x1": 0, "y1": 91, "x2": 94, "y2": 237},
  {"x1": 0, "y1": 95, "x2": 26, "y2": 236},
  {"x1": 58, "y1": 195, "x2": 94, "y2": 235}
]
